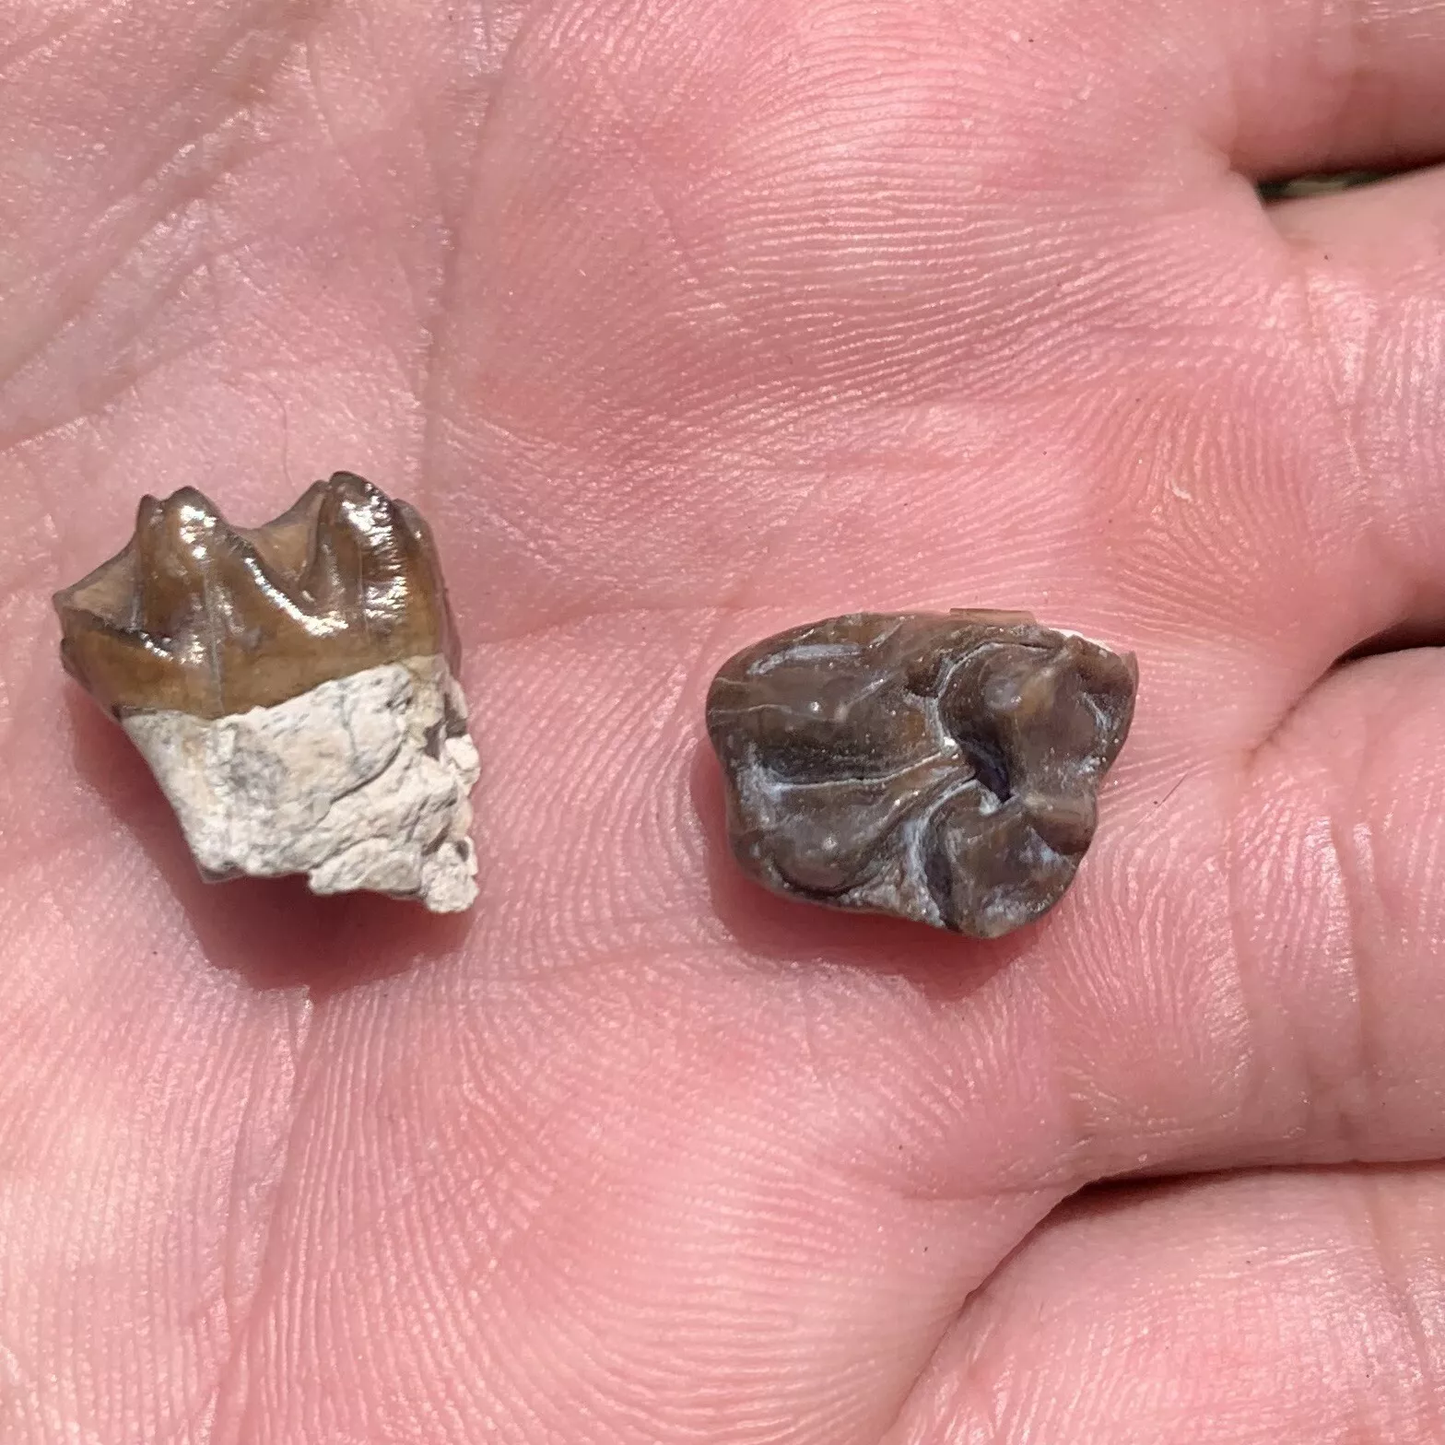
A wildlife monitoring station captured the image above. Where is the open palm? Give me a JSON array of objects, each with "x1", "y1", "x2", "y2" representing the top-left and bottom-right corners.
[{"x1": 5, "y1": 1, "x2": 1445, "y2": 1440}]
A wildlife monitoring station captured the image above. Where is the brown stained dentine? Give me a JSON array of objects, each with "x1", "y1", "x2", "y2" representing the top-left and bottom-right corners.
[
  {"x1": 705, "y1": 610, "x2": 1138, "y2": 938},
  {"x1": 54, "y1": 473, "x2": 460, "y2": 718}
]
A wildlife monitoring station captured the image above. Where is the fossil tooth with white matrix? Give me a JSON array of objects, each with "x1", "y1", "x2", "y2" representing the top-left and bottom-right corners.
[{"x1": 54, "y1": 472, "x2": 480, "y2": 912}]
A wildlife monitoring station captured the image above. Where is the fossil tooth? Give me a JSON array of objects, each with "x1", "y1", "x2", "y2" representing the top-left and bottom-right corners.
[
  {"x1": 55, "y1": 473, "x2": 479, "y2": 913},
  {"x1": 705, "y1": 610, "x2": 1137, "y2": 938}
]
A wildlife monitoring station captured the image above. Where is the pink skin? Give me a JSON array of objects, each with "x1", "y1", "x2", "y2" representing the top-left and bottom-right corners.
[{"x1": 1, "y1": 0, "x2": 1443, "y2": 1440}]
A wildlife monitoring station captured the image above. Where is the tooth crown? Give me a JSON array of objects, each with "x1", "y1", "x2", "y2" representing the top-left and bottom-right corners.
[
  {"x1": 54, "y1": 472, "x2": 460, "y2": 719},
  {"x1": 705, "y1": 610, "x2": 1138, "y2": 936}
]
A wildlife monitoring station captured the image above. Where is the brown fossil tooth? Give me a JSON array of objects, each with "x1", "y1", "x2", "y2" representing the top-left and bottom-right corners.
[
  {"x1": 301, "y1": 471, "x2": 461, "y2": 678},
  {"x1": 55, "y1": 474, "x2": 478, "y2": 913},
  {"x1": 56, "y1": 471, "x2": 458, "y2": 719},
  {"x1": 705, "y1": 611, "x2": 1137, "y2": 938}
]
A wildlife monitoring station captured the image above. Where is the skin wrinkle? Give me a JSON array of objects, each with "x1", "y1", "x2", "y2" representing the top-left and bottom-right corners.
[
  {"x1": 1323, "y1": 791, "x2": 1379, "y2": 1161},
  {"x1": 1294, "y1": 266, "x2": 1445, "y2": 652},
  {"x1": 0, "y1": 101, "x2": 277, "y2": 450},
  {"x1": 0, "y1": 4, "x2": 93, "y2": 72},
  {"x1": 1289, "y1": 249, "x2": 1382, "y2": 546},
  {"x1": 1359, "y1": 1171, "x2": 1445, "y2": 1425},
  {"x1": 581, "y1": 62, "x2": 756, "y2": 342},
  {"x1": 478, "y1": 599, "x2": 774, "y2": 651},
  {"x1": 1, "y1": 180, "x2": 218, "y2": 401},
  {"x1": 165, "y1": 1045, "x2": 278, "y2": 1444},
  {"x1": 1329, "y1": 800, "x2": 1383, "y2": 1156},
  {"x1": 1, "y1": 329, "x2": 214, "y2": 456},
  {"x1": 295, "y1": 28, "x2": 425, "y2": 389},
  {"x1": 418, "y1": 3, "x2": 547, "y2": 495},
  {"x1": 1227, "y1": 740, "x2": 1313, "y2": 1156},
  {"x1": 1266, "y1": 815, "x2": 1338, "y2": 1158},
  {"x1": 290, "y1": 72, "x2": 438, "y2": 478},
  {"x1": 1198, "y1": 757, "x2": 1271, "y2": 1161},
  {"x1": 211, "y1": 1000, "x2": 318, "y2": 1445},
  {"x1": 1263, "y1": 665, "x2": 1398, "y2": 1162},
  {"x1": 1234, "y1": 249, "x2": 1391, "y2": 765},
  {"x1": 2, "y1": 4, "x2": 288, "y2": 344}
]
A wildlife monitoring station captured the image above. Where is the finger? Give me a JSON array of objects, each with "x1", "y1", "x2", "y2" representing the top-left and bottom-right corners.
[
  {"x1": 1202, "y1": 0, "x2": 1445, "y2": 178},
  {"x1": 1005, "y1": 647, "x2": 1445, "y2": 1186},
  {"x1": 937, "y1": 647, "x2": 1445, "y2": 1193},
  {"x1": 1262, "y1": 168, "x2": 1445, "y2": 631},
  {"x1": 1268, "y1": 164, "x2": 1445, "y2": 275},
  {"x1": 885, "y1": 1165, "x2": 1445, "y2": 1445},
  {"x1": 1232, "y1": 651, "x2": 1445, "y2": 1162},
  {"x1": 1185, "y1": 5, "x2": 1445, "y2": 692}
]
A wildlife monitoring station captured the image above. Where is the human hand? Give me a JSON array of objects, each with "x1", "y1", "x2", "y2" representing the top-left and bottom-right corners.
[{"x1": 4, "y1": 0, "x2": 1444, "y2": 1439}]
